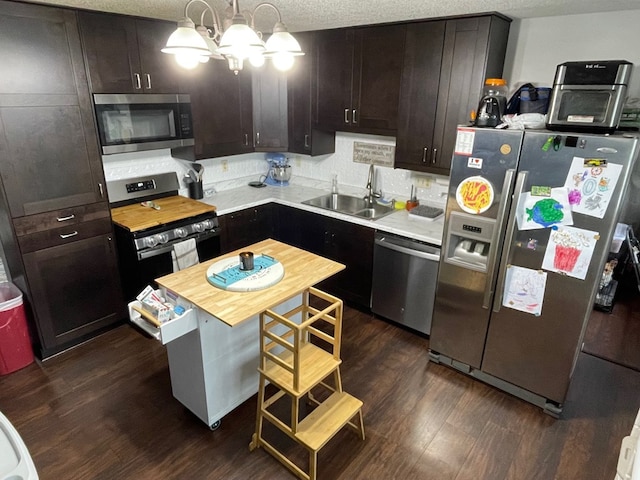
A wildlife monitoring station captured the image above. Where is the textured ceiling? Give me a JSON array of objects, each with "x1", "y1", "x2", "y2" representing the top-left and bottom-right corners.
[{"x1": 18, "y1": 0, "x2": 640, "y2": 32}]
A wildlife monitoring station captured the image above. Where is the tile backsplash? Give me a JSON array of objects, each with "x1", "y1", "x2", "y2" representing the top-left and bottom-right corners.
[{"x1": 101, "y1": 132, "x2": 450, "y2": 204}]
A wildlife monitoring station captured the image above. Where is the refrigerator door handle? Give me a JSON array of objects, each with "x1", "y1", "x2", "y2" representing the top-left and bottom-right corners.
[
  {"x1": 482, "y1": 168, "x2": 516, "y2": 309},
  {"x1": 492, "y1": 170, "x2": 529, "y2": 313}
]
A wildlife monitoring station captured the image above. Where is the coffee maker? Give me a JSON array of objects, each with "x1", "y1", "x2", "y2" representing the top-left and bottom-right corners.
[{"x1": 475, "y1": 78, "x2": 508, "y2": 128}]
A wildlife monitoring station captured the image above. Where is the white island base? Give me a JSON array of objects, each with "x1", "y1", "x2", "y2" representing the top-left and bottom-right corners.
[{"x1": 131, "y1": 294, "x2": 302, "y2": 429}]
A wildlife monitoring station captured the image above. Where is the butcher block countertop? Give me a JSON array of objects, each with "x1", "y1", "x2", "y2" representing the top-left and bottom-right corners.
[
  {"x1": 155, "y1": 239, "x2": 345, "y2": 327},
  {"x1": 110, "y1": 196, "x2": 216, "y2": 232}
]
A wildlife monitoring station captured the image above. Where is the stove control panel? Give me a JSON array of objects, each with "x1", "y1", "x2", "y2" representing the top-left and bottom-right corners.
[
  {"x1": 126, "y1": 179, "x2": 156, "y2": 194},
  {"x1": 134, "y1": 217, "x2": 219, "y2": 252}
]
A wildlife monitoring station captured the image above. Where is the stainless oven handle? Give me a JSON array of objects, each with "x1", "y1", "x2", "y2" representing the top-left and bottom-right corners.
[{"x1": 136, "y1": 230, "x2": 220, "y2": 260}]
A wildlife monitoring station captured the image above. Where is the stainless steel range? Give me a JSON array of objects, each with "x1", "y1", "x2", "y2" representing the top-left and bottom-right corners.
[{"x1": 107, "y1": 172, "x2": 220, "y2": 300}]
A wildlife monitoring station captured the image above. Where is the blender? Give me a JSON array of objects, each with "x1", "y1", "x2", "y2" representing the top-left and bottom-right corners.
[{"x1": 265, "y1": 153, "x2": 291, "y2": 186}]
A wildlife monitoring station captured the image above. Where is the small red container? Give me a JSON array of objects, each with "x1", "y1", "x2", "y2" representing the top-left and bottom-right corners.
[{"x1": 0, "y1": 282, "x2": 34, "y2": 375}]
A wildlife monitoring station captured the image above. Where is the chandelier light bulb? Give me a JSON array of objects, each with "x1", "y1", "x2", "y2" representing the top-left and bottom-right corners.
[
  {"x1": 249, "y1": 54, "x2": 266, "y2": 68},
  {"x1": 272, "y1": 52, "x2": 295, "y2": 71},
  {"x1": 175, "y1": 52, "x2": 202, "y2": 69}
]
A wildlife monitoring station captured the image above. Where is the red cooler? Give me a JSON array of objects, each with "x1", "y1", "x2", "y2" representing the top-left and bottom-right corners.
[{"x1": 0, "y1": 282, "x2": 34, "y2": 375}]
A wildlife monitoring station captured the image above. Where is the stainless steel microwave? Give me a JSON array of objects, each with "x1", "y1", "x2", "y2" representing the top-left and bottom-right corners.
[{"x1": 93, "y1": 94, "x2": 194, "y2": 154}]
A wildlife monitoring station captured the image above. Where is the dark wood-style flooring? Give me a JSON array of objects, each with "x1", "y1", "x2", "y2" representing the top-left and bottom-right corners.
[
  {"x1": 1, "y1": 302, "x2": 639, "y2": 480},
  {"x1": 584, "y1": 276, "x2": 640, "y2": 371}
]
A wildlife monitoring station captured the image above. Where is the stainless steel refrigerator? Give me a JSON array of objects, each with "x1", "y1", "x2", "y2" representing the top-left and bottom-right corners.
[{"x1": 429, "y1": 127, "x2": 639, "y2": 416}]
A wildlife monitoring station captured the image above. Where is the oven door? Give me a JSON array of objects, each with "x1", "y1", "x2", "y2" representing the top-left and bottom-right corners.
[
  {"x1": 546, "y1": 85, "x2": 627, "y2": 132},
  {"x1": 94, "y1": 94, "x2": 194, "y2": 154}
]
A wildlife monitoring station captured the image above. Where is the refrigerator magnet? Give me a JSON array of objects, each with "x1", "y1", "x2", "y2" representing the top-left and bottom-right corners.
[
  {"x1": 455, "y1": 128, "x2": 475, "y2": 155},
  {"x1": 456, "y1": 176, "x2": 494, "y2": 214}
]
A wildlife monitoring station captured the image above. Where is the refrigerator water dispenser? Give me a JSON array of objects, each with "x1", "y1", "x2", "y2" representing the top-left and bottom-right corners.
[{"x1": 443, "y1": 211, "x2": 496, "y2": 272}]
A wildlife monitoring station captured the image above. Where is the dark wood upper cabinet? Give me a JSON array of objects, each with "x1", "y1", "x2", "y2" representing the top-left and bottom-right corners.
[
  {"x1": 174, "y1": 62, "x2": 254, "y2": 160},
  {"x1": 79, "y1": 11, "x2": 182, "y2": 93},
  {"x1": 314, "y1": 28, "x2": 353, "y2": 132},
  {"x1": 314, "y1": 24, "x2": 406, "y2": 136},
  {"x1": 0, "y1": 2, "x2": 106, "y2": 218},
  {"x1": 287, "y1": 32, "x2": 335, "y2": 156},
  {"x1": 395, "y1": 15, "x2": 511, "y2": 175},
  {"x1": 395, "y1": 21, "x2": 446, "y2": 173},
  {"x1": 252, "y1": 67, "x2": 288, "y2": 151}
]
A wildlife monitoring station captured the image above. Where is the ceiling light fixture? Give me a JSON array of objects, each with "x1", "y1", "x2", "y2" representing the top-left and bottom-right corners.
[{"x1": 162, "y1": 0, "x2": 304, "y2": 74}]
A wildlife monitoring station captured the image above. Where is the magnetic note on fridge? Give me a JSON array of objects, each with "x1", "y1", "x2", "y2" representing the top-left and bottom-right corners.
[
  {"x1": 541, "y1": 225, "x2": 600, "y2": 280},
  {"x1": 516, "y1": 187, "x2": 574, "y2": 230},
  {"x1": 564, "y1": 156, "x2": 622, "y2": 219},
  {"x1": 502, "y1": 265, "x2": 547, "y2": 316}
]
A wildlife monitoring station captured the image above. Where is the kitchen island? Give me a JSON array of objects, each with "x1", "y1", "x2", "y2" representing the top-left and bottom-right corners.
[{"x1": 132, "y1": 239, "x2": 344, "y2": 429}]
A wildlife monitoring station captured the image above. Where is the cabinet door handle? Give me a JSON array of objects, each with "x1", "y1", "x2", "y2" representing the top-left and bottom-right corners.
[
  {"x1": 57, "y1": 214, "x2": 75, "y2": 222},
  {"x1": 422, "y1": 147, "x2": 428, "y2": 163},
  {"x1": 344, "y1": 108, "x2": 350, "y2": 124},
  {"x1": 352, "y1": 109, "x2": 357, "y2": 124},
  {"x1": 256, "y1": 131, "x2": 260, "y2": 145},
  {"x1": 244, "y1": 133, "x2": 249, "y2": 146},
  {"x1": 98, "y1": 182, "x2": 104, "y2": 198},
  {"x1": 134, "y1": 73, "x2": 142, "y2": 90},
  {"x1": 304, "y1": 134, "x2": 310, "y2": 148},
  {"x1": 145, "y1": 74, "x2": 152, "y2": 90},
  {"x1": 432, "y1": 148, "x2": 438, "y2": 164},
  {"x1": 60, "y1": 231, "x2": 78, "y2": 239}
]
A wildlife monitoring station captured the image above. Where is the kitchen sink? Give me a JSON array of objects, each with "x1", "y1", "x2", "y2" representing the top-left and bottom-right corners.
[{"x1": 302, "y1": 193, "x2": 396, "y2": 221}]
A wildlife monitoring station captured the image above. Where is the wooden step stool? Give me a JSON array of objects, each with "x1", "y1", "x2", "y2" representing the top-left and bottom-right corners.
[{"x1": 249, "y1": 287, "x2": 365, "y2": 480}]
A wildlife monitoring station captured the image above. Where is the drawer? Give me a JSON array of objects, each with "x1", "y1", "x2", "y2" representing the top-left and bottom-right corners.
[
  {"x1": 17, "y1": 217, "x2": 113, "y2": 253},
  {"x1": 13, "y1": 202, "x2": 111, "y2": 236},
  {"x1": 128, "y1": 300, "x2": 197, "y2": 345}
]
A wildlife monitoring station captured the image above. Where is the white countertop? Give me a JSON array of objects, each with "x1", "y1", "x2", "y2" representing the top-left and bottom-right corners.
[{"x1": 200, "y1": 180, "x2": 444, "y2": 246}]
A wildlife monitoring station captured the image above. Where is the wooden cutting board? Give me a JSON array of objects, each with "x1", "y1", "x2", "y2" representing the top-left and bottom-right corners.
[{"x1": 110, "y1": 196, "x2": 216, "y2": 232}]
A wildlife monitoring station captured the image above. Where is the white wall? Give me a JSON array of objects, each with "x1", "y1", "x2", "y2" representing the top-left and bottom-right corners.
[{"x1": 504, "y1": 9, "x2": 640, "y2": 97}]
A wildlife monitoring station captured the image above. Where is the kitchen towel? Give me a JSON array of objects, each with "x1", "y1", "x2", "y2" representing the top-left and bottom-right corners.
[{"x1": 172, "y1": 238, "x2": 199, "y2": 272}]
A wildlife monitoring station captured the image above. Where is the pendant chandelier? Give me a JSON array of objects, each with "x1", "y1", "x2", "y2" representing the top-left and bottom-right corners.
[{"x1": 161, "y1": 0, "x2": 304, "y2": 74}]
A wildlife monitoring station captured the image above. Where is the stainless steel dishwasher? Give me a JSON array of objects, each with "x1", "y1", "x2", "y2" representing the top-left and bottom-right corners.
[{"x1": 371, "y1": 232, "x2": 440, "y2": 335}]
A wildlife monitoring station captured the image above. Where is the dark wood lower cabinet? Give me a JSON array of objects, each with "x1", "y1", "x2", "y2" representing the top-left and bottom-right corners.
[
  {"x1": 219, "y1": 204, "x2": 275, "y2": 254},
  {"x1": 314, "y1": 216, "x2": 374, "y2": 309},
  {"x1": 22, "y1": 233, "x2": 124, "y2": 358},
  {"x1": 274, "y1": 205, "x2": 373, "y2": 309}
]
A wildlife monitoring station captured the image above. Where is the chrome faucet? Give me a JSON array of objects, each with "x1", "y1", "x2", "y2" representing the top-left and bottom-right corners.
[{"x1": 364, "y1": 164, "x2": 381, "y2": 207}]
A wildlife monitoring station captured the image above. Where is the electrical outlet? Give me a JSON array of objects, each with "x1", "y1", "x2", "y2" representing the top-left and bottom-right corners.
[
  {"x1": 414, "y1": 176, "x2": 432, "y2": 188},
  {"x1": 222, "y1": 159, "x2": 228, "y2": 172}
]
